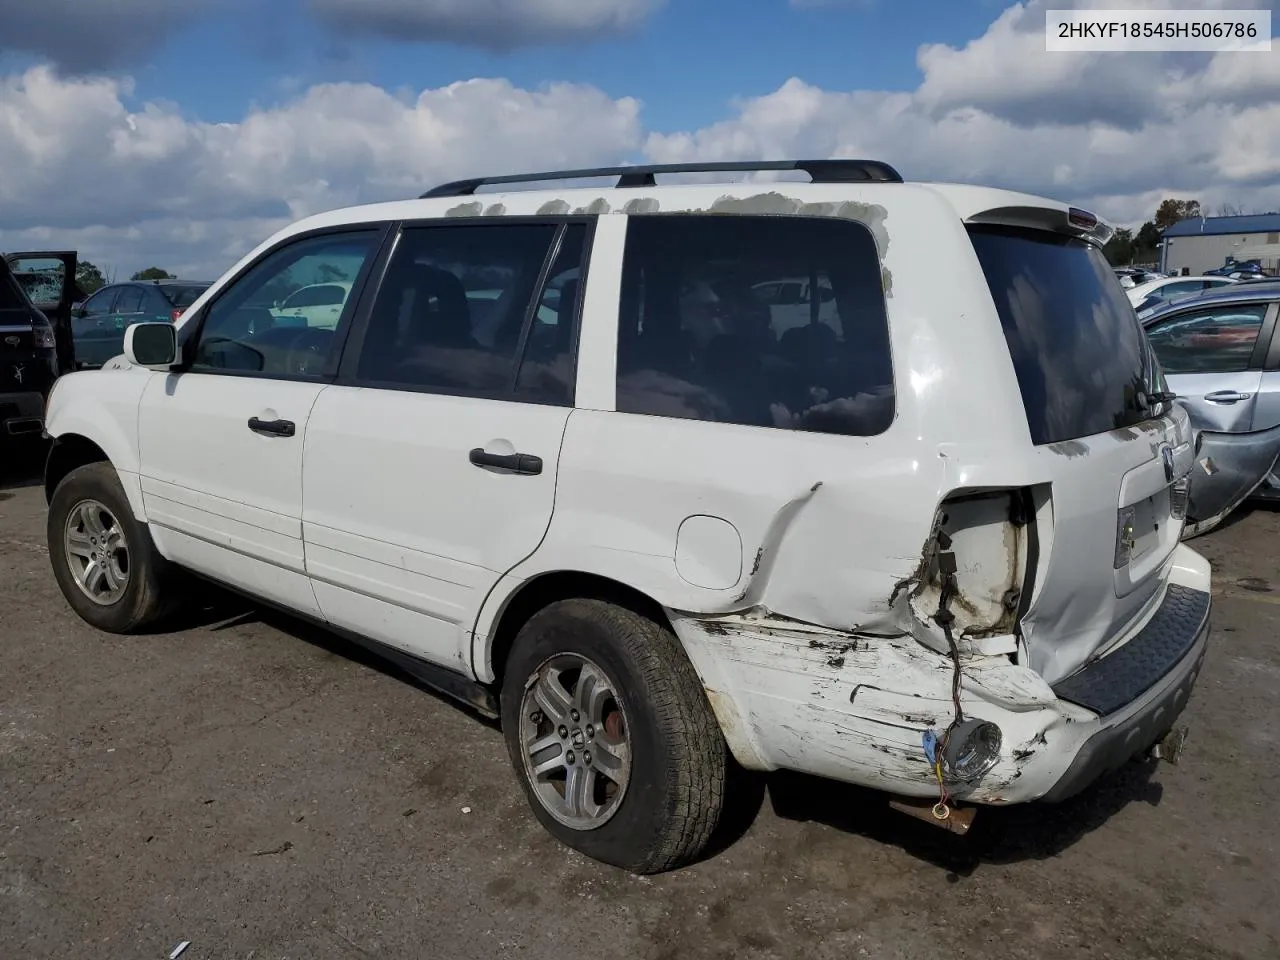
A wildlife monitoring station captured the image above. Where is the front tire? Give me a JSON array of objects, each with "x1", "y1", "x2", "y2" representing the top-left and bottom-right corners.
[
  {"x1": 47, "y1": 462, "x2": 176, "y2": 634},
  {"x1": 501, "y1": 599, "x2": 726, "y2": 874}
]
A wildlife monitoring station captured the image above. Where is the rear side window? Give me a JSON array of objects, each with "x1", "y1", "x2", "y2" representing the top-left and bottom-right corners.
[
  {"x1": 968, "y1": 225, "x2": 1155, "y2": 445},
  {"x1": 616, "y1": 215, "x2": 894, "y2": 437},
  {"x1": 160, "y1": 284, "x2": 210, "y2": 309},
  {"x1": 1, "y1": 266, "x2": 31, "y2": 313}
]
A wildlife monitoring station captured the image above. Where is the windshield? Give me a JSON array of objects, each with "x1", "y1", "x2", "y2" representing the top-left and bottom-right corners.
[
  {"x1": 160, "y1": 284, "x2": 210, "y2": 309},
  {"x1": 968, "y1": 224, "x2": 1158, "y2": 445}
]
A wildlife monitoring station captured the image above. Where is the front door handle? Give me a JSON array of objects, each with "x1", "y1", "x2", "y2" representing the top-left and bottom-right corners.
[
  {"x1": 248, "y1": 416, "x2": 296, "y2": 437},
  {"x1": 469, "y1": 448, "x2": 543, "y2": 475},
  {"x1": 1204, "y1": 390, "x2": 1251, "y2": 404}
]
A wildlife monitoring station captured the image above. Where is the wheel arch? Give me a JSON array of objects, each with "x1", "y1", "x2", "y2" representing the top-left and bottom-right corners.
[
  {"x1": 478, "y1": 570, "x2": 671, "y2": 688},
  {"x1": 44, "y1": 431, "x2": 146, "y2": 522}
]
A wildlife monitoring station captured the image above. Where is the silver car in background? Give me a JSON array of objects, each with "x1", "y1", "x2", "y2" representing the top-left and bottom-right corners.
[{"x1": 1142, "y1": 280, "x2": 1280, "y2": 536}]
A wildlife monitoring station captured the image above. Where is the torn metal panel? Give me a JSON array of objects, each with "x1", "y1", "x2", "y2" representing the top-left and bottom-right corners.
[
  {"x1": 669, "y1": 608, "x2": 1079, "y2": 803},
  {"x1": 905, "y1": 490, "x2": 1030, "y2": 650},
  {"x1": 1183, "y1": 424, "x2": 1280, "y2": 538}
]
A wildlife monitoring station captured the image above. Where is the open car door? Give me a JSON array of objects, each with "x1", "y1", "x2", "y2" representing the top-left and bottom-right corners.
[{"x1": 4, "y1": 251, "x2": 80, "y2": 373}]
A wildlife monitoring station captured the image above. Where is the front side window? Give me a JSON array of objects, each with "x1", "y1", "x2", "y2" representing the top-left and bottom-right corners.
[
  {"x1": 191, "y1": 231, "x2": 378, "y2": 377},
  {"x1": 79, "y1": 288, "x2": 118, "y2": 317},
  {"x1": 615, "y1": 214, "x2": 894, "y2": 437},
  {"x1": 355, "y1": 222, "x2": 577, "y2": 400},
  {"x1": 1145, "y1": 304, "x2": 1268, "y2": 374}
]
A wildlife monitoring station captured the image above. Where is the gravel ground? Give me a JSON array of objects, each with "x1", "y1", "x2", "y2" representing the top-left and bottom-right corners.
[{"x1": 2, "y1": 440, "x2": 1278, "y2": 960}]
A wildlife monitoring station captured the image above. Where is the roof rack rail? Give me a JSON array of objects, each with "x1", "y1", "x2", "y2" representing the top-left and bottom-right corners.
[{"x1": 419, "y1": 159, "x2": 903, "y2": 199}]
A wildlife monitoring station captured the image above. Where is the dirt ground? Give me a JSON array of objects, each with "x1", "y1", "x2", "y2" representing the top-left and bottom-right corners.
[{"x1": 2, "y1": 440, "x2": 1278, "y2": 960}]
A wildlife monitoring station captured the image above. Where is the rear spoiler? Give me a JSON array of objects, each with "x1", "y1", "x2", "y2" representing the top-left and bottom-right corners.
[{"x1": 965, "y1": 205, "x2": 1114, "y2": 248}]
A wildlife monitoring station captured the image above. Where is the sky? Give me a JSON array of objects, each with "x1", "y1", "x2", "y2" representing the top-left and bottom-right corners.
[{"x1": 1, "y1": 0, "x2": 1278, "y2": 281}]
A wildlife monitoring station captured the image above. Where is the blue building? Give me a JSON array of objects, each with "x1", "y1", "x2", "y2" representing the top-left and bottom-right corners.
[{"x1": 1160, "y1": 213, "x2": 1280, "y2": 276}]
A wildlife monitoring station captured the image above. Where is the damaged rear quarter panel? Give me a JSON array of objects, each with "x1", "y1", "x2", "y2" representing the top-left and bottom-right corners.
[
  {"x1": 668, "y1": 608, "x2": 1080, "y2": 800},
  {"x1": 472, "y1": 182, "x2": 1085, "y2": 795}
]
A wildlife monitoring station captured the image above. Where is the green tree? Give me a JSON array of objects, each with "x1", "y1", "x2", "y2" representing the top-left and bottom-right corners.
[
  {"x1": 1103, "y1": 227, "x2": 1134, "y2": 266},
  {"x1": 76, "y1": 261, "x2": 106, "y2": 295},
  {"x1": 1154, "y1": 199, "x2": 1201, "y2": 231},
  {"x1": 1135, "y1": 221, "x2": 1161, "y2": 251},
  {"x1": 131, "y1": 266, "x2": 175, "y2": 281}
]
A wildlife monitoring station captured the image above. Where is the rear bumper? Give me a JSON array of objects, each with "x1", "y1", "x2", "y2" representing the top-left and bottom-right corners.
[
  {"x1": 1041, "y1": 587, "x2": 1210, "y2": 802},
  {"x1": 671, "y1": 546, "x2": 1213, "y2": 808}
]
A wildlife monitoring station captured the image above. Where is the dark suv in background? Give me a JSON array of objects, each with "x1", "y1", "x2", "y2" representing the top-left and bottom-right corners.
[
  {"x1": 72, "y1": 279, "x2": 211, "y2": 368},
  {"x1": 1, "y1": 251, "x2": 77, "y2": 439}
]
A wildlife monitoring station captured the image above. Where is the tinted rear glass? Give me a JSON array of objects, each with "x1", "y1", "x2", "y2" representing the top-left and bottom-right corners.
[
  {"x1": 160, "y1": 284, "x2": 210, "y2": 309},
  {"x1": 968, "y1": 225, "x2": 1153, "y2": 445},
  {"x1": 1, "y1": 264, "x2": 33, "y2": 313},
  {"x1": 616, "y1": 214, "x2": 894, "y2": 437}
]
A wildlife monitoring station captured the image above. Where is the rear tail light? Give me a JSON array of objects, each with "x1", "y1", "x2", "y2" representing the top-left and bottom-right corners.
[
  {"x1": 1114, "y1": 505, "x2": 1137, "y2": 569},
  {"x1": 1170, "y1": 476, "x2": 1190, "y2": 521},
  {"x1": 33, "y1": 324, "x2": 56, "y2": 349},
  {"x1": 1068, "y1": 207, "x2": 1099, "y2": 231}
]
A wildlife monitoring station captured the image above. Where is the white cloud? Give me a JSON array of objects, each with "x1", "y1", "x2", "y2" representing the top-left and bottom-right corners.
[
  {"x1": 307, "y1": 0, "x2": 661, "y2": 49},
  {"x1": 646, "y1": 2, "x2": 1280, "y2": 226},
  {"x1": 0, "y1": 66, "x2": 642, "y2": 276},
  {"x1": 4, "y1": 1, "x2": 1280, "y2": 279}
]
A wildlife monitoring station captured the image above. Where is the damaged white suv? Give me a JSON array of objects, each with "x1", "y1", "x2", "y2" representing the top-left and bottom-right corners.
[{"x1": 41, "y1": 159, "x2": 1211, "y2": 874}]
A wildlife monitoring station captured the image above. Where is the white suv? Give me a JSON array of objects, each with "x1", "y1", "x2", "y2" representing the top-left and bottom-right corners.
[{"x1": 40, "y1": 160, "x2": 1212, "y2": 874}]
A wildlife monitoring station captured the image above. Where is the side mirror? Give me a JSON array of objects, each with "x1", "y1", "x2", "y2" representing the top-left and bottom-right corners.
[{"x1": 123, "y1": 322, "x2": 178, "y2": 370}]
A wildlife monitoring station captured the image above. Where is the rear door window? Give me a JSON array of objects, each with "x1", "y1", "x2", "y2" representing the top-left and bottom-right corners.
[
  {"x1": 615, "y1": 214, "x2": 894, "y2": 437},
  {"x1": 353, "y1": 221, "x2": 585, "y2": 404},
  {"x1": 114, "y1": 287, "x2": 144, "y2": 316},
  {"x1": 160, "y1": 285, "x2": 210, "y2": 309},
  {"x1": 968, "y1": 224, "x2": 1157, "y2": 445}
]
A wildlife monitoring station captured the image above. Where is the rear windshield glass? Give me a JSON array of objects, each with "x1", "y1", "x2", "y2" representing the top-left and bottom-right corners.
[
  {"x1": 1, "y1": 265, "x2": 32, "y2": 312},
  {"x1": 968, "y1": 224, "x2": 1153, "y2": 445},
  {"x1": 160, "y1": 284, "x2": 210, "y2": 309}
]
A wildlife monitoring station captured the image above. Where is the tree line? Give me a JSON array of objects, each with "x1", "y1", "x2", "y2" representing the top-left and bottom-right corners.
[
  {"x1": 74, "y1": 263, "x2": 175, "y2": 295},
  {"x1": 1104, "y1": 198, "x2": 1280, "y2": 267}
]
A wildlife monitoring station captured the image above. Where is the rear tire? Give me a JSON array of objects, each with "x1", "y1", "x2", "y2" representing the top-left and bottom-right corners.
[
  {"x1": 47, "y1": 462, "x2": 177, "y2": 633},
  {"x1": 500, "y1": 598, "x2": 726, "y2": 874}
]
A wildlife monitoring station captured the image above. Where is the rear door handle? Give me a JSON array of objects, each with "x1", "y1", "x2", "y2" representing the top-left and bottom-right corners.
[
  {"x1": 1204, "y1": 391, "x2": 1251, "y2": 404},
  {"x1": 469, "y1": 448, "x2": 543, "y2": 475},
  {"x1": 248, "y1": 417, "x2": 296, "y2": 437}
]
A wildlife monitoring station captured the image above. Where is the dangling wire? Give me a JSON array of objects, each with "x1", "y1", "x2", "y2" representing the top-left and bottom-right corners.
[{"x1": 931, "y1": 541, "x2": 965, "y2": 821}]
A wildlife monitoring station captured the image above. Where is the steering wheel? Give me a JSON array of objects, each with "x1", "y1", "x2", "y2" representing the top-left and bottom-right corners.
[{"x1": 282, "y1": 327, "x2": 332, "y2": 375}]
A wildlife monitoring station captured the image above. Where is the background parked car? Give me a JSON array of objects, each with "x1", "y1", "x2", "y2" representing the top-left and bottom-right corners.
[
  {"x1": 1, "y1": 250, "x2": 77, "y2": 437},
  {"x1": 1130, "y1": 275, "x2": 1238, "y2": 319},
  {"x1": 1114, "y1": 267, "x2": 1165, "y2": 289},
  {"x1": 72, "y1": 280, "x2": 211, "y2": 368},
  {"x1": 1142, "y1": 279, "x2": 1280, "y2": 536}
]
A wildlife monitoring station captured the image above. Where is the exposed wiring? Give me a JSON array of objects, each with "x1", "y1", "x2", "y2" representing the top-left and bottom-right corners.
[{"x1": 929, "y1": 534, "x2": 966, "y2": 821}]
